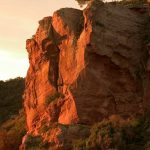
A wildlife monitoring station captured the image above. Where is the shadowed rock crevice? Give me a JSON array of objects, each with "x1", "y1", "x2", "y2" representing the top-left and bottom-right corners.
[{"x1": 45, "y1": 24, "x2": 61, "y2": 91}]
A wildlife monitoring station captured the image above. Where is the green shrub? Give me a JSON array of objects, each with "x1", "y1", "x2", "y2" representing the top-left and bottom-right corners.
[
  {"x1": 45, "y1": 92, "x2": 65, "y2": 105},
  {"x1": 25, "y1": 135, "x2": 49, "y2": 150},
  {"x1": 39, "y1": 124, "x2": 52, "y2": 134},
  {"x1": 144, "y1": 18, "x2": 150, "y2": 44},
  {"x1": 144, "y1": 34, "x2": 150, "y2": 44},
  {"x1": 73, "y1": 116, "x2": 150, "y2": 150},
  {"x1": 73, "y1": 139, "x2": 87, "y2": 150}
]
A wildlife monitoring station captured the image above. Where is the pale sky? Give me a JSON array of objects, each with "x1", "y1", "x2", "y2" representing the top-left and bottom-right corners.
[{"x1": 0, "y1": 0, "x2": 80, "y2": 80}]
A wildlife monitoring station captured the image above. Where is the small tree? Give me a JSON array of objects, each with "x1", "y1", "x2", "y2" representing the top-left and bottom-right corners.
[{"x1": 75, "y1": 0, "x2": 91, "y2": 7}]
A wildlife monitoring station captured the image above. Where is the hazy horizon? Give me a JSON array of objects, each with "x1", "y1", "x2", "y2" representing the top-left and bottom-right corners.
[{"x1": 0, "y1": 0, "x2": 80, "y2": 80}]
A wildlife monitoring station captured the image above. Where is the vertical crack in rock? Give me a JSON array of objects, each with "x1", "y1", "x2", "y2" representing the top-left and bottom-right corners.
[
  {"x1": 51, "y1": 24, "x2": 64, "y2": 92},
  {"x1": 43, "y1": 23, "x2": 61, "y2": 91},
  {"x1": 32, "y1": 78, "x2": 38, "y2": 108}
]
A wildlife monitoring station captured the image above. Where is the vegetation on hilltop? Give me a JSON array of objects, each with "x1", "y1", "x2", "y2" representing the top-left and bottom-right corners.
[
  {"x1": 75, "y1": 0, "x2": 149, "y2": 7},
  {"x1": 75, "y1": 0, "x2": 91, "y2": 7}
]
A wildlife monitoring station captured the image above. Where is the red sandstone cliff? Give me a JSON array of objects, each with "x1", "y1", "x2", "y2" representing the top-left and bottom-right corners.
[{"x1": 21, "y1": 0, "x2": 150, "y2": 149}]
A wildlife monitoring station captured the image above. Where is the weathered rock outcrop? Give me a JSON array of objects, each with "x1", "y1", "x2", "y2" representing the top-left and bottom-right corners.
[{"x1": 22, "y1": 0, "x2": 150, "y2": 149}]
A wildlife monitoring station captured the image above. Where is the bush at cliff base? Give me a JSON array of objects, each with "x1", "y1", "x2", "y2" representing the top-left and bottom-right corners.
[{"x1": 73, "y1": 115, "x2": 150, "y2": 150}]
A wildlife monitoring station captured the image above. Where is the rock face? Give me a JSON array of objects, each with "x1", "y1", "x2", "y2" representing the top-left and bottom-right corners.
[{"x1": 23, "y1": 0, "x2": 150, "y2": 149}]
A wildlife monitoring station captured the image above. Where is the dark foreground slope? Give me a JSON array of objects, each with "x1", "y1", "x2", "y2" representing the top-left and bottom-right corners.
[
  {"x1": 0, "y1": 77, "x2": 24, "y2": 123},
  {"x1": 0, "y1": 78, "x2": 26, "y2": 150}
]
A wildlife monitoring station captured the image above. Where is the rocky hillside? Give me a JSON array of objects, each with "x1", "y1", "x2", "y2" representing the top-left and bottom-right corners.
[{"x1": 21, "y1": 0, "x2": 150, "y2": 149}]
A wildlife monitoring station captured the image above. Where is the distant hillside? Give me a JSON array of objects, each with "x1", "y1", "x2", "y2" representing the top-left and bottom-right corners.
[
  {"x1": 0, "y1": 77, "x2": 25, "y2": 124},
  {"x1": 0, "y1": 77, "x2": 26, "y2": 150}
]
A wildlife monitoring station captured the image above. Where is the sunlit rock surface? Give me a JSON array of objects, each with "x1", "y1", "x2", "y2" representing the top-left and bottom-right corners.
[{"x1": 22, "y1": 0, "x2": 150, "y2": 149}]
